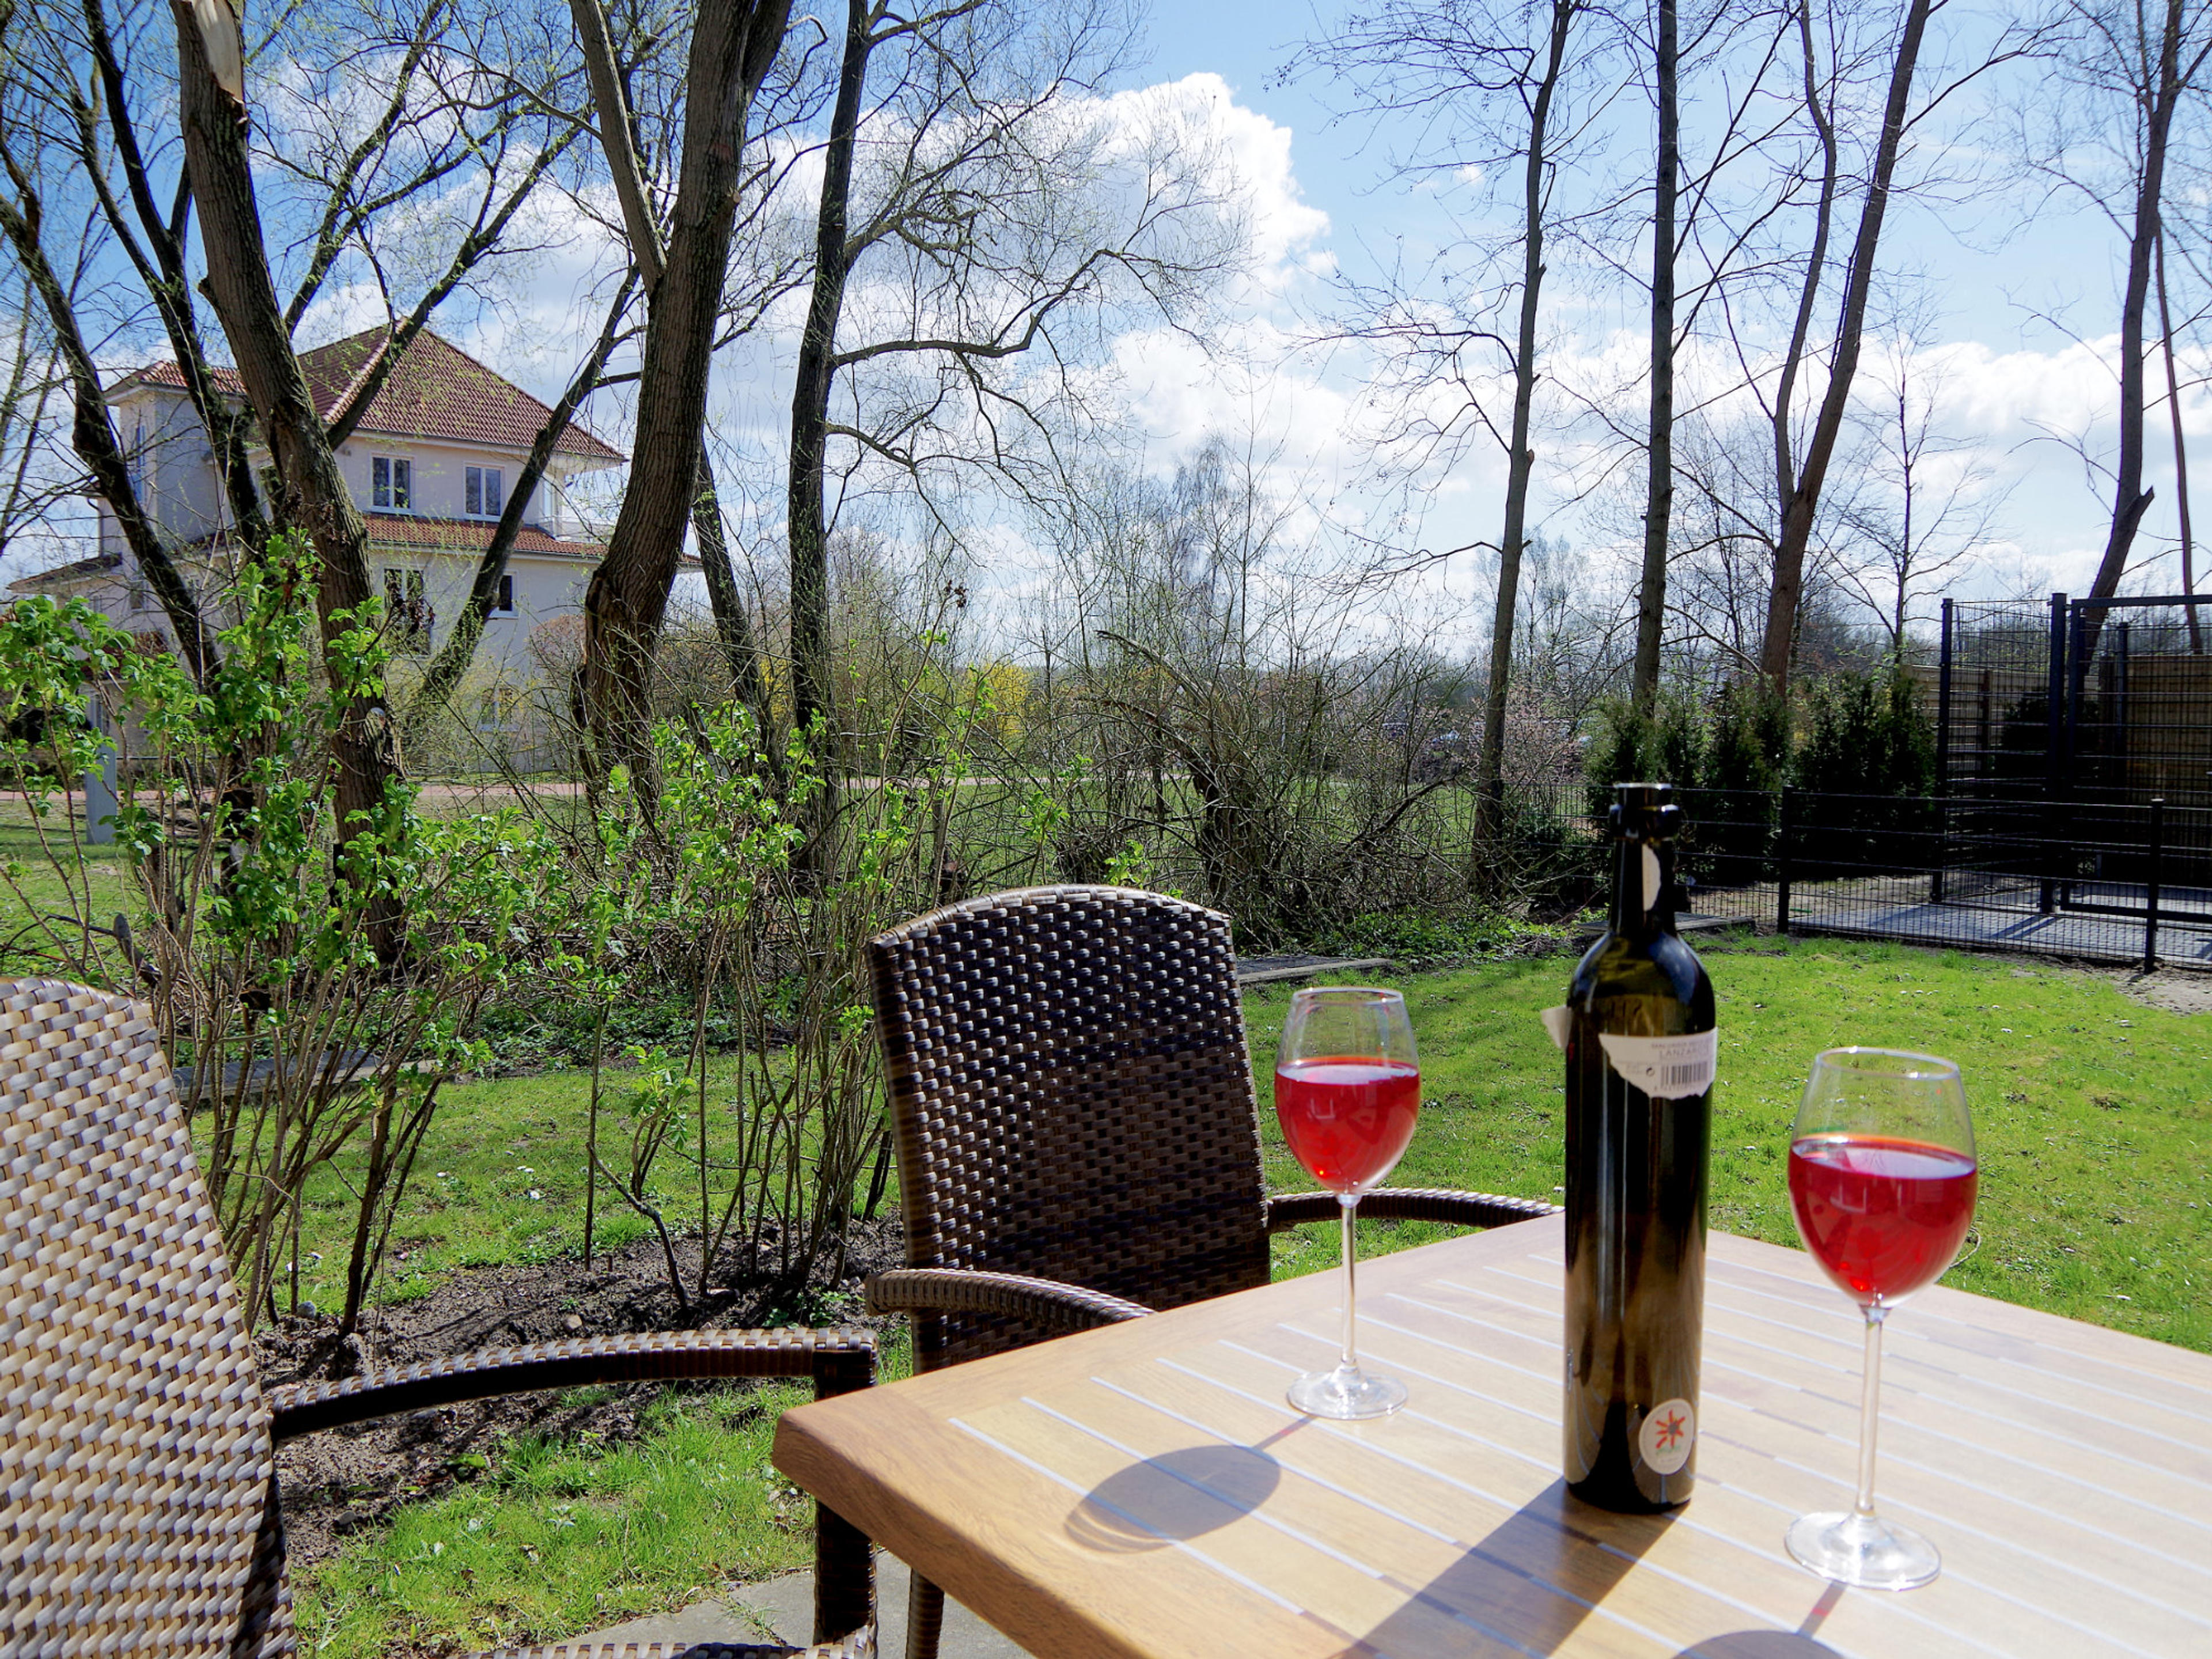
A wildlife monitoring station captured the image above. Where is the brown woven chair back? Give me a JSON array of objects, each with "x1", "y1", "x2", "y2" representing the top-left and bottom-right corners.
[
  {"x1": 0, "y1": 979, "x2": 272, "y2": 1657},
  {"x1": 869, "y1": 886, "x2": 1270, "y2": 1367}
]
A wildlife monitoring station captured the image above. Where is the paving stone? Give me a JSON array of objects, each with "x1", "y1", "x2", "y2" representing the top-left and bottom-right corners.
[{"x1": 571, "y1": 1554, "x2": 1029, "y2": 1656}]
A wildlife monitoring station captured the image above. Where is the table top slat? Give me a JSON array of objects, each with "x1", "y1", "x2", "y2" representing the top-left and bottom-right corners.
[{"x1": 776, "y1": 1216, "x2": 2212, "y2": 1658}]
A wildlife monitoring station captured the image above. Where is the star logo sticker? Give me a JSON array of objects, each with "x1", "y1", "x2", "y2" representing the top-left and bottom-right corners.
[{"x1": 1652, "y1": 1408, "x2": 1687, "y2": 1451}]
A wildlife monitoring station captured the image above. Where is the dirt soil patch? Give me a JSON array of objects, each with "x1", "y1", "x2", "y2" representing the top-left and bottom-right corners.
[
  {"x1": 2115, "y1": 968, "x2": 2212, "y2": 1014},
  {"x1": 257, "y1": 1221, "x2": 905, "y2": 1566}
]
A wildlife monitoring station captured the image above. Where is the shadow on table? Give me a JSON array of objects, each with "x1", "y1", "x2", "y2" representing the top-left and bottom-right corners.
[
  {"x1": 1065, "y1": 1440, "x2": 1287, "y2": 1552},
  {"x1": 1351, "y1": 1481, "x2": 1675, "y2": 1656},
  {"x1": 1672, "y1": 1637, "x2": 1843, "y2": 1658}
]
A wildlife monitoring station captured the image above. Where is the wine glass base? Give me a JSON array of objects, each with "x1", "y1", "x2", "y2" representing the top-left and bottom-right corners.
[
  {"x1": 1786, "y1": 1509, "x2": 1941, "y2": 1590},
  {"x1": 1287, "y1": 1367, "x2": 1407, "y2": 1420}
]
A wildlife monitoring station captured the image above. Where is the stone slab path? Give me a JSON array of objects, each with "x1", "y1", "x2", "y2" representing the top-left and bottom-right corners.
[{"x1": 572, "y1": 1556, "x2": 1027, "y2": 1656}]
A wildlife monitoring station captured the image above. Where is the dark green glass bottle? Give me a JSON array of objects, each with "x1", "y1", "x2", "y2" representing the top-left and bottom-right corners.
[{"x1": 1563, "y1": 782, "x2": 1714, "y2": 1512}]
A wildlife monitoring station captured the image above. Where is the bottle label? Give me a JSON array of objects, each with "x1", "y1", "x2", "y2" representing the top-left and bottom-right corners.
[
  {"x1": 1596, "y1": 1029, "x2": 1717, "y2": 1100},
  {"x1": 1638, "y1": 1397, "x2": 1695, "y2": 1475}
]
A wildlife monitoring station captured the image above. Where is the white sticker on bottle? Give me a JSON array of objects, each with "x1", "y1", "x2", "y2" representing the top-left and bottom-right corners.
[
  {"x1": 1642, "y1": 844, "x2": 1662, "y2": 911},
  {"x1": 1539, "y1": 1005, "x2": 1572, "y2": 1051},
  {"x1": 1596, "y1": 1029, "x2": 1717, "y2": 1100},
  {"x1": 1639, "y1": 1397, "x2": 1695, "y2": 1475}
]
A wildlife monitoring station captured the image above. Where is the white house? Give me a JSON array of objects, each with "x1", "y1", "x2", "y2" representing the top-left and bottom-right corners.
[{"x1": 12, "y1": 328, "x2": 626, "y2": 691}]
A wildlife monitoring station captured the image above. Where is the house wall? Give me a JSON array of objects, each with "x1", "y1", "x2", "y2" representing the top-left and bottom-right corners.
[
  {"x1": 77, "y1": 380, "x2": 619, "y2": 682},
  {"x1": 100, "y1": 387, "x2": 228, "y2": 553},
  {"x1": 368, "y1": 546, "x2": 592, "y2": 677},
  {"x1": 333, "y1": 436, "x2": 569, "y2": 531}
]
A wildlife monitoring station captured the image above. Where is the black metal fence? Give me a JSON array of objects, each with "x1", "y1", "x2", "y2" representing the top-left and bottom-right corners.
[
  {"x1": 1522, "y1": 784, "x2": 2212, "y2": 972},
  {"x1": 1937, "y1": 593, "x2": 2212, "y2": 825}
]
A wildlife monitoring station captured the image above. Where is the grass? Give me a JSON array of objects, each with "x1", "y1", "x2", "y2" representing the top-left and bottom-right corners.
[
  {"x1": 291, "y1": 1382, "x2": 820, "y2": 1655},
  {"x1": 160, "y1": 936, "x2": 2212, "y2": 1654}
]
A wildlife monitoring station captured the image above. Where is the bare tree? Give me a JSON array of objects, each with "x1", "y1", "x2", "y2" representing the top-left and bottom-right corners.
[
  {"x1": 1753, "y1": 0, "x2": 1937, "y2": 693},
  {"x1": 1834, "y1": 335, "x2": 2009, "y2": 653},
  {"x1": 1288, "y1": 0, "x2": 1609, "y2": 866},
  {"x1": 2031, "y1": 0, "x2": 2212, "y2": 631},
  {"x1": 573, "y1": 0, "x2": 794, "y2": 785},
  {"x1": 2158, "y1": 225, "x2": 2205, "y2": 651},
  {"x1": 1630, "y1": 0, "x2": 1681, "y2": 714},
  {"x1": 782, "y1": 0, "x2": 1236, "y2": 739}
]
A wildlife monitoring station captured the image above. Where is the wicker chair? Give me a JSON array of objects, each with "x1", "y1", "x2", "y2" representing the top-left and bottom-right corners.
[
  {"x1": 864, "y1": 885, "x2": 1559, "y2": 1659},
  {"x1": 0, "y1": 978, "x2": 875, "y2": 1659}
]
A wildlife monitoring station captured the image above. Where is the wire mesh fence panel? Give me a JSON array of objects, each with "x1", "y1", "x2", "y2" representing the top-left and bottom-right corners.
[
  {"x1": 1494, "y1": 783, "x2": 2212, "y2": 973},
  {"x1": 1937, "y1": 593, "x2": 2212, "y2": 821},
  {"x1": 1772, "y1": 791, "x2": 2212, "y2": 972}
]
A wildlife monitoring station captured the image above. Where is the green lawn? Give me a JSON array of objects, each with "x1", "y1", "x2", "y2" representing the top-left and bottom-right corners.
[{"x1": 260, "y1": 937, "x2": 2212, "y2": 1655}]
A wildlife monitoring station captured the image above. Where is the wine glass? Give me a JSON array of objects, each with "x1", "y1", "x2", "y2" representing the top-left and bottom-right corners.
[
  {"x1": 1274, "y1": 986, "x2": 1421, "y2": 1419},
  {"x1": 1785, "y1": 1047, "x2": 1978, "y2": 1589}
]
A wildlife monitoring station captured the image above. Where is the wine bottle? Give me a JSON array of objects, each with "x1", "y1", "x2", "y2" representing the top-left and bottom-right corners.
[{"x1": 1561, "y1": 781, "x2": 1714, "y2": 1512}]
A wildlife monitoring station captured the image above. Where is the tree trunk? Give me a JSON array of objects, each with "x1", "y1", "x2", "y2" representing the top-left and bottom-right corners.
[
  {"x1": 78, "y1": 0, "x2": 272, "y2": 554},
  {"x1": 1630, "y1": 0, "x2": 1679, "y2": 717},
  {"x1": 576, "y1": 0, "x2": 793, "y2": 784},
  {"x1": 2161, "y1": 227, "x2": 2204, "y2": 653},
  {"x1": 2082, "y1": 0, "x2": 2186, "y2": 657},
  {"x1": 789, "y1": 0, "x2": 874, "y2": 742},
  {"x1": 171, "y1": 0, "x2": 399, "y2": 941},
  {"x1": 1758, "y1": 0, "x2": 1935, "y2": 695},
  {"x1": 1771, "y1": 0, "x2": 1839, "y2": 568},
  {"x1": 1476, "y1": 0, "x2": 1575, "y2": 865},
  {"x1": 694, "y1": 441, "x2": 777, "y2": 731}
]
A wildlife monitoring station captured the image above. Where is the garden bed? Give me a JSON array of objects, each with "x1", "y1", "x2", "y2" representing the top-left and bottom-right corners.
[{"x1": 262, "y1": 1221, "x2": 904, "y2": 1566}]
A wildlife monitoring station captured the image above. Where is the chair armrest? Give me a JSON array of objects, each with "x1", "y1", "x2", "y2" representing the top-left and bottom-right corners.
[
  {"x1": 1264, "y1": 1188, "x2": 1561, "y2": 1233},
  {"x1": 865, "y1": 1267, "x2": 1152, "y2": 1331},
  {"x1": 268, "y1": 1325, "x2": 876, "y2": 1442}
]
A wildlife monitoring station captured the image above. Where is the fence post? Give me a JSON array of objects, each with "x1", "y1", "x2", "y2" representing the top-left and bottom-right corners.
[
  {"x1": 1775, "y1": 786, "x2": 1794, "y2": 936},
  {"x1": 2144, "y1": 797, "x2": 2164, "y2": 974},
  {"x1": 2041, "y1": 592, "x2": 2068, "y2": 914},
  {"x1": 1933, "y1": 599, "x2": 1954, "y2": 903}
]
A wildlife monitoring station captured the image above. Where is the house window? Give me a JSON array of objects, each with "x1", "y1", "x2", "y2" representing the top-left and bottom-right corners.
[
  {"x1": 465, "y1": 465, "x2": 503, "y2": 517},
  {"x1": 493, "y1": 573, "x2": 515, "y2": 615},
  {"x1": 129, "y1": 582, "x2": 151, "y2": 613},
  {"x1": 478, "y1": 685, "x2": 517, "y2": 731},
  {"x1": 383, "y1": 567, "x2": 430, "y2": 652},
  {"x1": 372, "y1": 456, "x2": 412, "y2": 510}
]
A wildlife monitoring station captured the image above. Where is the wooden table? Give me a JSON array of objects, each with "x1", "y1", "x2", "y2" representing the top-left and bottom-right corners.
[{"x1": 775, "y1": 1216, "x2": 2212, "y2": 1657}]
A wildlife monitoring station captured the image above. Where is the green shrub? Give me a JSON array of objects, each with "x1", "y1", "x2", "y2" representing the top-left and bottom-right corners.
[{"x1": 1789, "y1": 670, "x2": 1938, "y2": 873}]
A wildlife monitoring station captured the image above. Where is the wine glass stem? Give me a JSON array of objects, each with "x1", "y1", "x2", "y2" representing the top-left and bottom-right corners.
[
  {"x1": 1338, "y1": 1193, "x2": 1361, "y2": 1375},
  {"x1": 1855, "y1": 1305, "x2": 1889, "y2": 1520}
]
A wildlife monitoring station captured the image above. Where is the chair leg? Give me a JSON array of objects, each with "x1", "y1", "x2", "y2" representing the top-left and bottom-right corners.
[{"x1": 904, "y1": 1570, "x2": 945, "y2": 1659}]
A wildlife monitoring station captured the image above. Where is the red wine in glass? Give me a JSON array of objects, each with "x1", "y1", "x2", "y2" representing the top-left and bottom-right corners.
[
  {"x1": 1275, "y1": 1058, "x2": 1421, "y2": 1192},
  {"x1": 1789, "y1": 1135, "x2": 1979, "y2": 1305},
  {"x1": 1785, "y1": 1049, "x2": 1978, "y2": 1591},
  {"x1": 1274, "y1": 988, "x2": 1421, "y2": 1420}
]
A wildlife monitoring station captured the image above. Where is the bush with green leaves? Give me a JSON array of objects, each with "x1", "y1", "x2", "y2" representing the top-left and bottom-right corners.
[
  {"x1": 0, "y1": 537, "x2": 560, "y2": 1329},
  {"x1": 1789, "y1": 669, "x2": 1939, "y2": 875}
]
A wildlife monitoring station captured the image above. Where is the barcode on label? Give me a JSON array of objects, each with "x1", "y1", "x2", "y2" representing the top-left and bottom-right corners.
[{"x1": 1597, "y1": 1029, "x2": 1719, "y2": 1101}]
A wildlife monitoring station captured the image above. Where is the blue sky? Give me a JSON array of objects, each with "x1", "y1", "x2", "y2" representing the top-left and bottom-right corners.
[{"x1": 1113, "y1": 1, "x2": 2192, "y2": 623}]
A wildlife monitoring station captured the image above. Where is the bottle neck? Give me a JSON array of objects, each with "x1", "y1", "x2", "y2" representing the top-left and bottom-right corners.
[{"x1": 1611, "y1": 831, "x2": 1677, "y2": 939}]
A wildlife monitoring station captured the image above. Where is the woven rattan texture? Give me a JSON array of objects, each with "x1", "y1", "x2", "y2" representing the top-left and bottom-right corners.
[
  {"x1": 0, "y1": 980, "x2": 270, "y2": 1658},
  {"x1": 870, "y1": 887, "x2": 1271, "y2": 1366}
]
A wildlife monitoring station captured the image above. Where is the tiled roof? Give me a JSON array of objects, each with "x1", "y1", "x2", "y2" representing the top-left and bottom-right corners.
[
  {"x1": 111, "y1": 329, "x2": 625, "y2": 464},
  {"x1": 364, "y1": 513, "x2": 607, "y2": 559},
  {"x1": 7, "y1": 554, "x2": 122, "y2": 594}
]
